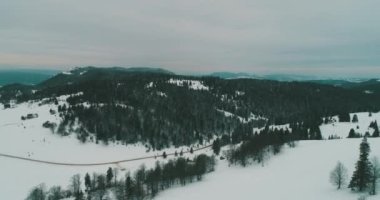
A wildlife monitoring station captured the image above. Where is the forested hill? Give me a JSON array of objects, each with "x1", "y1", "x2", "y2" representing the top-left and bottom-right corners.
[{"x1": 1, "y1": 67, "x2": 380, "y2": 149}]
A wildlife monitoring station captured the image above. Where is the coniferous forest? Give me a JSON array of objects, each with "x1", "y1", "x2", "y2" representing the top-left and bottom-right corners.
[{"x1": 1, "y1": 67, "x2": 380, "y2": 150}]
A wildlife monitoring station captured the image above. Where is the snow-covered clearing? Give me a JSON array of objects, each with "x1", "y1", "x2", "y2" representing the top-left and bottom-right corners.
[
  {"x1": 217, "y1": 109, "x2": 267, "y2": 124},
  {"x1": 0, "y1": 98, "x2": 211, "y2": 199},
  {"x1": 321, "y1": 112, "x2": 379, "y2": 139},
  {"x1": 168, "y1": 78, "x2": 209, "y2": 90}
]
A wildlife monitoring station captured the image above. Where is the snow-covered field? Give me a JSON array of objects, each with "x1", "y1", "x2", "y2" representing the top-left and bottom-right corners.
[
  {"x1": 156, "y1": 112, "x2": 380, "y2": 200},
  {"x1": 1, "y1": 95, "x2": 380, "y2": 199},
  {"x1": 156, "y1": 138, "x2": 380, "y2": 200},
  {"x1": 0, "y1": 98, "x2": 211, "y2": 200}
]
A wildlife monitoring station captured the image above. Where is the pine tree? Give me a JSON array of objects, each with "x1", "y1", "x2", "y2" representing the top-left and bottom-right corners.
[
  {"x1": 349, "y1": 137, "x2": 372, "y2": 191},
  {"x1": 106, "y1": 167, "x2": 114, "y2": 187},
  {"x1": 125, "y1": 174, "x2": 134, "y2": 199},
  {"x1": 26, "y1": 184, "x2": 46, "y2": 200},
  {"x1": 348, "y1": 128, "x2": 357, "y2": 138},
  {"x1": 84, "y1": 173, "x2": 91, "y2": 192},
  {"x1": 352, "y1": 114, "x2": 359, "y2": 123},
  {"x1": 372, "y1": 121, "x2": 379, "y2": 137},
  {"x1": 212, "y1": 139, "x2": 221, "y2": 155}
]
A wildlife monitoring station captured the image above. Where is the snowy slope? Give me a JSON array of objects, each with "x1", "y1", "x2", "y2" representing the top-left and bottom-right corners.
[
  {"x1": 1, "y1": 93, "x2": 380, "y2": 200},
  {"x1": 156, "y1": 139, "x2": 380, "y2": 200},
  {"x1": 0, "y1": 97, "x2": 212, "y2": 200},
  {"x1": 155, "y1": 113, "x2": 380, "y2": 200},
  {"x1": 321, "y1": 112, "x2": 378, "y2": 139}
]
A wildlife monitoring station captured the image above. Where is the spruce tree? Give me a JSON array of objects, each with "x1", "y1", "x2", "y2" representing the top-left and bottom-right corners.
[
  {"x1": 212, "y1": 139, "x2": 221, "y2": 155},
  {"x1": 349, "y1": 137, "x2": 372, "y2": 191},
  {"x1": 106, "y1": 167, "x2": 114, "y2": 187},
  {"x1": 348, "y1": 128, "x2": 357, "y2": 138},
  {"x1": 372, "y1": 121, "x2": 379, "y2": 137},
  {"x1": 84, "y1": 173, "x2": 91, "y2": 192},
  {"x1": 352, "y1": 114, "x2": 359, "y2": 123}
]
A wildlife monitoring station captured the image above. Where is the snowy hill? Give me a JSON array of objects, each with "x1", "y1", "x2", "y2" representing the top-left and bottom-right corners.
[
  {"x1": 1, "y1": 70, "x2": 380, "y2": 199},
  {"x1": 156, "y1": 138, "x2": 380, "y2": 200},
  {"x1": 1, "y1": 95, "x2": 380, "y2": 199},
  {"x1": 0, "y1": 96, "x2": 212, "y2": 200},
  {"x1": 155, "y1": 112, "x2": 380, "y2": 200}
]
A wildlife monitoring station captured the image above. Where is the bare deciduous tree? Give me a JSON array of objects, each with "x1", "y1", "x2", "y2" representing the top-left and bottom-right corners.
[
  {"x1": 330, "y1": 161, "x2": 348, "y2": 189},
  {"x1": 70, "y1": 174, "x2": 81, "y2": 196},
  {"x1": 370, "y1": 157, "x2": 380, "y2": 195}
]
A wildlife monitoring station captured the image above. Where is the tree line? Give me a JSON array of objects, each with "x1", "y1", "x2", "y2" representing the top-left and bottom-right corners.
[{"x1": 26, "y1": 154, "x2": 215, "y2": 200}]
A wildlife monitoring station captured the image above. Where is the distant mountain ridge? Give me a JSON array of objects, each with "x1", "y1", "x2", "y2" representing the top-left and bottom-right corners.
[{"x1": 0, "y1": 69, "x2": 58, "y2": 86}]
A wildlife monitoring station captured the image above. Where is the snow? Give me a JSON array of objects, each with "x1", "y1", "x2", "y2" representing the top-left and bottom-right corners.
[
  {"x1": 235, "y1": 91, "x2": 245, "y2": 96},
  {"x1": 321, "y1": 112, "x2": 378, "y2": 139},
  {"x1": 62, "y1": 71, "x2": 72, "y2": 75},
  {"x1": 2, "y1": 93, "x2": 380, "y2": 200},
  {"x1": 0, "y1": 96, "x2": 211, "y2": 199},
  {"x1": 155, "y1": 112, "x2": 380, "y2": 200},
  {"x1": 79, "y1": 71, "x2": 87, "y2": 75},
  {"x1": 156, "y1": 138, "x2": 380, "y2": 200},
  {"x1": 146, "y1": 82, "x2": 154, "y2": 88},
  {"x1": 168, "y1": 78, "x2": 209, "y2": 91},
  {"x1": 157, "y1": 91, "x2": 167, "y2": 97},
  {"x1": 217, "y1": 109, "x2": 267, "y2": 124}
]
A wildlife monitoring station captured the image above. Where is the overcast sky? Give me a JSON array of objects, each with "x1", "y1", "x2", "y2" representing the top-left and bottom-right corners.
[{"x1": 0, "y1": 0, "x2": 379, "y2": 77}]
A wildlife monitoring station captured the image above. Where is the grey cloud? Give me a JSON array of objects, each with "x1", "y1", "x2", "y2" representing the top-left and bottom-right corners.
[{"x1": 0, "y1": 0, "x2": 380, "y2": 77}]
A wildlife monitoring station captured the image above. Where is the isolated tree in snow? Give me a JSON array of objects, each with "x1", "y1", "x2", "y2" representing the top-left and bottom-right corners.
[
  {"x1": 330, "y1": 161, "x2": 348, "y2": 189},
  {"x1": 349, "y1": 137, "x2": 372, "y2": 191},
  {"x1": 106, "y1": 167, "x2": 114, "y2": 187},
  {"x1": 369, "y1": 157, "x2": 380, "y2": 195},
  {"x1": 162, "y1": 151, "x2": 167, "y2": 159},
  {"x1": 352, "y1": 114, "x2": 359, "y2": 123},
  {"x1": 190, "y1": 147, "x2": 194, "y2": 154}
]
